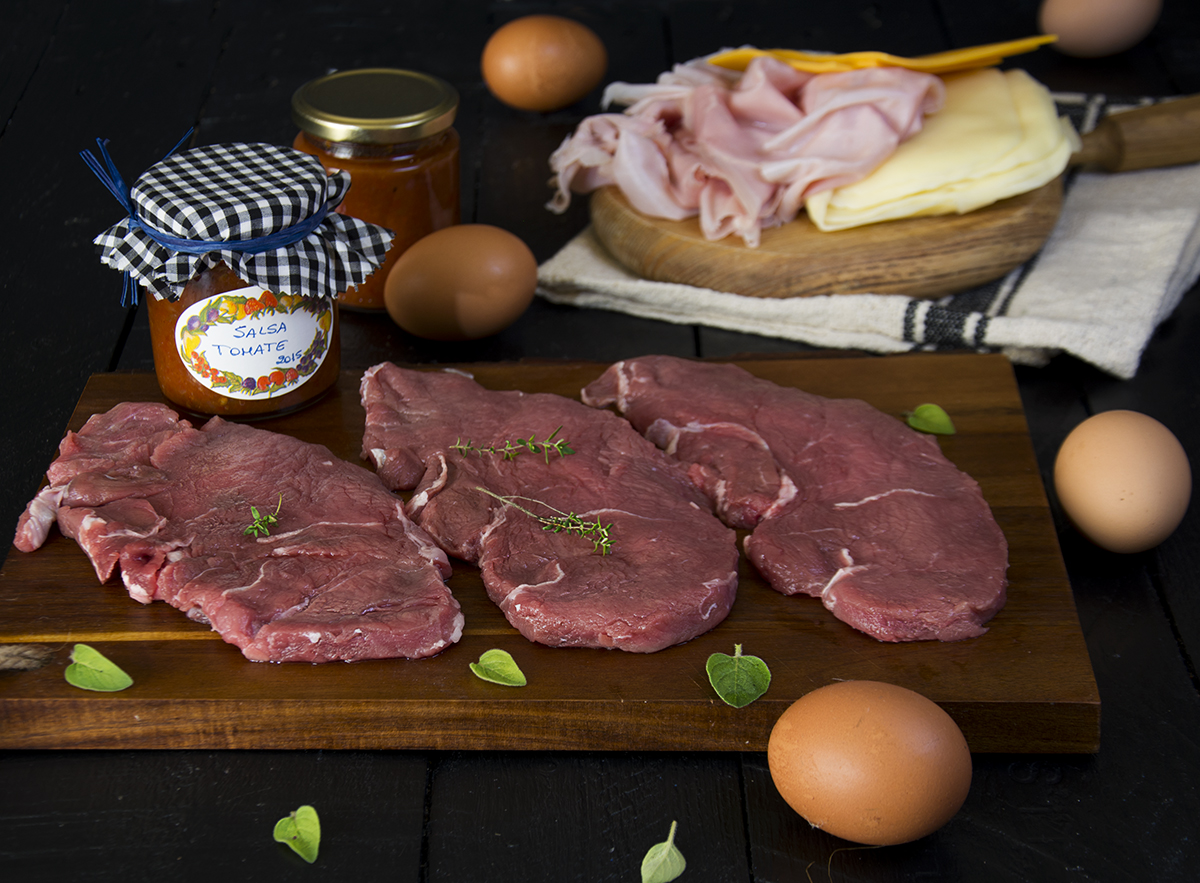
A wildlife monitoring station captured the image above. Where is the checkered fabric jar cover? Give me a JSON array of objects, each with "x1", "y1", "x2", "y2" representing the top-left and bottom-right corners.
[{"x1": 93, "y1": 142, "x2": 393, "y2": 301}]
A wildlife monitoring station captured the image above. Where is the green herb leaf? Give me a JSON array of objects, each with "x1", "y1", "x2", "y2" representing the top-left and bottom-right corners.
[
  {"x1": 245, "y1": 493, "x2": 283, "y2": 538},
  {"x1": 469, "y1": 649, "x2": 527, "y2": 687},
  {"x1": 903, "y1": 403, "x2": 956, "y2": 435},
  {"x1": 476, "y1": 487, "x2": 613, "y2": 555},
  {"x1": 452, "y1": 426, "x2": 575, "y2": 463},
  {"x1": 641, "y1": 820, "x2": 686, "y2": 883},
  {"x1": 706, "y1": 644, "x2": 770, "y2": 708},
  {"x1": 273, "y1": 804, "x2": 320, "y2": 863},
  {"x1": 64, "y1": 644, "x2": 133, "y2": 692}
]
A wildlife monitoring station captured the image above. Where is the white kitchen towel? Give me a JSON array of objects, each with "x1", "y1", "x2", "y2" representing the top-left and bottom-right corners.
[{"x1": 537, "y1": 95, "x2": 1200, "y2": 379}]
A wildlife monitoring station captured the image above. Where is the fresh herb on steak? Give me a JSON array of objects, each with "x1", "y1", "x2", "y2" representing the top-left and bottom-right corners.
[
  {"x1": 706, "y1": 644, "x2": 771, "y2": 708},
  {"x1": 64, "y1": 644, "x2": 133, "y2": 692},
  {"x1": 244, "y1": 493, "x2": 283, "y2": 538},
  {"x1": 477, "y1": 487, "x2": 613, "y2": 554},
  {"x1": 452, "y1": 425, "x2": 575, "y2": 463},
  {"x1": 469, "y1": 648, "x2": 527, "y2": 686},
  {"x1": 273, "y1": 804, "x2": 320, "y2": 863},
  {"x1": 903, "y1": 403, "x2": 956, "y2": 435},
  {"x1": 640, "y1": 820, "x2": 686, "y2": 883}
]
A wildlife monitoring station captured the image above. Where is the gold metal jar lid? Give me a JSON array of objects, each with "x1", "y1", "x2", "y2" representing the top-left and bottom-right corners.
[{"x1": 291, "y1": 68, "x2": 459, "y2": 145}]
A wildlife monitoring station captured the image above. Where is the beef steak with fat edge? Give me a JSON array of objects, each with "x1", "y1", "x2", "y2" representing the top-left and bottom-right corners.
[
  {"x1": 359, "y1": 362, "x2": 739, "y2": 653},
  {"x1": 14, "y1": 402, "x2": 462, "y2": 662},
  {"x1": 582, "y1": 356, "x2": 1008, "y2": 642}
]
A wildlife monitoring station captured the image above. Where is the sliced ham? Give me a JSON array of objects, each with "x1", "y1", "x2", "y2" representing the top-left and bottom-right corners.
[{"x1": 548, "y1": 55, "x2": 944, "y2": 246}]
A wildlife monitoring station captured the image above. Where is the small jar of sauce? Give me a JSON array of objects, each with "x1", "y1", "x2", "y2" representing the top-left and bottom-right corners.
[
  {"x1": 86, "y1": 140, "x2": 392, "y2": 419},
  {"x1": 146, "y1": 262, "x2": 341, "y2": 418},
  {"x1": 292, "y1": 68, "x2": 461, "y2": 311}
]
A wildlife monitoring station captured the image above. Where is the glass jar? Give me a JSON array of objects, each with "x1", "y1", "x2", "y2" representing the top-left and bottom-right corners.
[
  {"x1": 292, "y1": 68, "x2": 461, "y2": 311},
  {"x1": 147, "y1": 262, "x2": 340, "y2": 419}
]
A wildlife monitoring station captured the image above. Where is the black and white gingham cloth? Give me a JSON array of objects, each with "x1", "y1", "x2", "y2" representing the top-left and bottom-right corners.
[{"x1": 93, "y1": 142, "x2": 393, "y2": 302}]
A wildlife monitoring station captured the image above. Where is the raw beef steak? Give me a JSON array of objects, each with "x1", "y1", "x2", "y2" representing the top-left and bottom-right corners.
[
  {"x1": 14, "y1": 402, "x2": 462, "y2": 662},
  {"x1": 582, "y1": 356, "x2": 1008, "y2": 642},
  {"x1": 359, "y1": 362, "x2": 739, "y2": 652}
]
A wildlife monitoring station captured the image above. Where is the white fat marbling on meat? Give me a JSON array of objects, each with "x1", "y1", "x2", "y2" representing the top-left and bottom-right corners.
[
  {"x1": 503, "y1": 562, "x2": 566, "y2": 609},
  {"x1": 402, "y1": 516, "x2": 452, "y2": 577},
  {"x1": 13, "y1": 486, "x2": 63, "y2": 551},
  {"x1": 820, "y1": 548, "x2": 868, "y2": 603},
  {"x1": 832, "y1": 487, "x2": 939, "y2": 508},
  {"x1": 406, "y1": 452, "x2": 448, "y2": 517},
  {"x1": 762, "y1": 474, "x2": 798, "y2": 518},
  {"x1": 583, "y1": 359, "x2": 630, "y2": 411},
  {"x1": 368, "y1": 447, "x2": 387, "y2": 470}
]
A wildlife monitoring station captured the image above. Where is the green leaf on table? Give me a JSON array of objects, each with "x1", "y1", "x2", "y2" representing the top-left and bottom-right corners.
[
  {"x1": 64, "y1": 644, "x2": 133, "y2": 692},
  {"x1": 641, "y1": 820, "x2": 686, "y2": 883},
  {"x1": 273, "y1": 804, "x2": 320, "y2": 863},
  {"x1": 706, "y1": 644, "x2": 770, "y2": 708},
  {"x1": 903, "y1": 403, "x2": 956, "y2": 435},
  {"x1": 469, "y1": 648, "x2": 527, "y2": 686}
]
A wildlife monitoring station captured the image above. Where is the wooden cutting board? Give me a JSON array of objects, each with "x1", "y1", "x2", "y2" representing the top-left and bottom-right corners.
[
  {"x1": 590, "y1": 179, "x2": 1063, "y2": 299},
  {"x1": 588, "y1": 94, "x2": 1200, "y2": 299},
  {"x1": 0, "y1": 355, "x2": 1099, "y2": 752}
]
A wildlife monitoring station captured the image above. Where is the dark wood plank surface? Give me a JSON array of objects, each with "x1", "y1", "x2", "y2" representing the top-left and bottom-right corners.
[
  {"x1": 0, "y1": 356, "x2": 1099, "y2": 753},
  {"x1": 2, "y1": 0, "x2": 1199, "y2": 880}
]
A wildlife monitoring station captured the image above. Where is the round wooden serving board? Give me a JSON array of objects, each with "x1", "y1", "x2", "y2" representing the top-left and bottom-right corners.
[{"x1": 589, "y1": 177, "x2": 1064, "y2": 299}]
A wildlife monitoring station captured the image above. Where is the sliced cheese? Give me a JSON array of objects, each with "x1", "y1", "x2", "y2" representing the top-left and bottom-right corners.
[
  {"x1": 805, "y1": 68, "x2": 1080, "y2": 232},
  {"x1": 708, "y1": 36, "x2": 1056, "y2": 75}
]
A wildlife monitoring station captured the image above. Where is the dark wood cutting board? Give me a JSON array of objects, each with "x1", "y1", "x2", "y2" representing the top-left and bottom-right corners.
[{"x1": 0, "y1": 354, "x2": 1099, "y2": 752}]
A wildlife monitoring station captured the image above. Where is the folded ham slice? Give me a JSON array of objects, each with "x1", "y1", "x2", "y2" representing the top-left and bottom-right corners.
[{"x1": 548, "y1": 54, "x2": 944, "y2": 246}]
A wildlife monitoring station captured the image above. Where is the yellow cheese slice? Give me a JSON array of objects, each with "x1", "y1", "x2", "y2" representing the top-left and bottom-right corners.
[
  {"x1": 708, "y1": 35, "x2": 1056, "y2": 75},
  {"x1": 804, "y1": 68, "x2": 1079, "y2": 232}
]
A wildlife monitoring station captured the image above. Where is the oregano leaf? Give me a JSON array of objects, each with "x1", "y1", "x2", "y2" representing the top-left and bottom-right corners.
[
  {"x1": 273, "y1": 804, "x2": 320, "y2": 863},
  {"x1": 904, "y1": 403, "x2": 956, "y2": 435},
  {"x1": 641, "y1": 820, "x2": 686, "y2": 883},
  {"x1": 64, "y1": 643, "x2": 133, "y2": 692},
  {"x1": 469, "y1": 649, "x2": 527, "y2": 687},
  {"x1": 706, "y1": 644, "x2": 770, "y2": 708}
]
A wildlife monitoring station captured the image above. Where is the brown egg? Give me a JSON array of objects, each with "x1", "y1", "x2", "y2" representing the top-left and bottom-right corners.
[
  {"x1": 767, "y1": 681, "x2": 972, "y2": 846},
  {"x1": 1040, "y1": 0, "x2": 1163, "y2": 58},
  {"x1": 481, "y1": 15, "x2": 607, "y2": 112},
  {"x1": 1053, "y1": 410, "x2": 1191, "y2": 553},
  {"x1": 383, "y1": 224, "x2": 538, "y2": 341}
]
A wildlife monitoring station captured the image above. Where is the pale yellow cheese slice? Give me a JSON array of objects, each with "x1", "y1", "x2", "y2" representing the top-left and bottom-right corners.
[{"x1": 805, "y1": 68, "x2": 1079, "y2": 232}]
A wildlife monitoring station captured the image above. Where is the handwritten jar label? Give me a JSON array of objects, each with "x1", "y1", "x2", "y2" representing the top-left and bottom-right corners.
[{"x1": 174, "y1": 286, "x2": 333, "y2": 400}]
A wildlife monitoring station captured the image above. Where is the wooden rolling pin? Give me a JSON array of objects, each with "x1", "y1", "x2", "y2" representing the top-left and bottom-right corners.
[{"x1": 1073, "y1": 94, "x2": 1200, "y2": 172}]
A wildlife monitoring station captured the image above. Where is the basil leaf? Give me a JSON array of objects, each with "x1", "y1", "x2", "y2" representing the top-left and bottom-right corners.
[
  {"x1": 641, "y1": 820, "x2": 686, "y2": 883},
  {"x1": 904, "y1": 403, "x2": 956, "y2": 435},
  {"x1": 469, "y1": 649, "x2": 527, "y2": 687},
  {"x1": 64, "y1": 644, "x2": 133, "y2": 692},
  {"x1": 273, "y1": 804, "x2": 320, "y2": 863},
  {"x1": 706, "y1": 644, "x2": 770, "y2": 708}
]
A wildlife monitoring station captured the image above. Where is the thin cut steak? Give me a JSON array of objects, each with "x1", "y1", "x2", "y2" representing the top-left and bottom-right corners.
[
  {"x1": 582, "y1": 356, "x2": 1008, "y2": 642},
  {"x1": 14, "y1": 402, "x2": 462, "y2": 662},
  {"x1": 360, "y1": 362, "x2": 739, "y2": 652}
]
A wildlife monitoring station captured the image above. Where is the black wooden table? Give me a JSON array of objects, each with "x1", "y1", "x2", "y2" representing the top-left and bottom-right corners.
[{"x1": 3, "y1": 2, "x2": 1199, "y2": 880}]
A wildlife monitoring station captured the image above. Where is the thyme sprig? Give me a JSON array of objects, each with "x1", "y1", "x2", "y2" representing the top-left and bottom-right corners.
[
  {"x1": 452, "y1": 426, "x2": 575, "y2": 464},
  {"x1": 477, "y1": 487, "x2": 613, "y2": 555},
  {"x1": 245, "y1": 493, "x2": 283, "y2": 538}
]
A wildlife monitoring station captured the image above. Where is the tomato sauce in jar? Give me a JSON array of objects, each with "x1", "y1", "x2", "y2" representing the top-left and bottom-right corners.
[
  {"x1": 292, "y1": 68, "x2": 461, "y2": 311},
  {"x1": 87, "y1": 139, "x2": 390, "y2": 421},
  {"x1": 147, "y1": 263, "x2": 341, "y2": 419}
]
